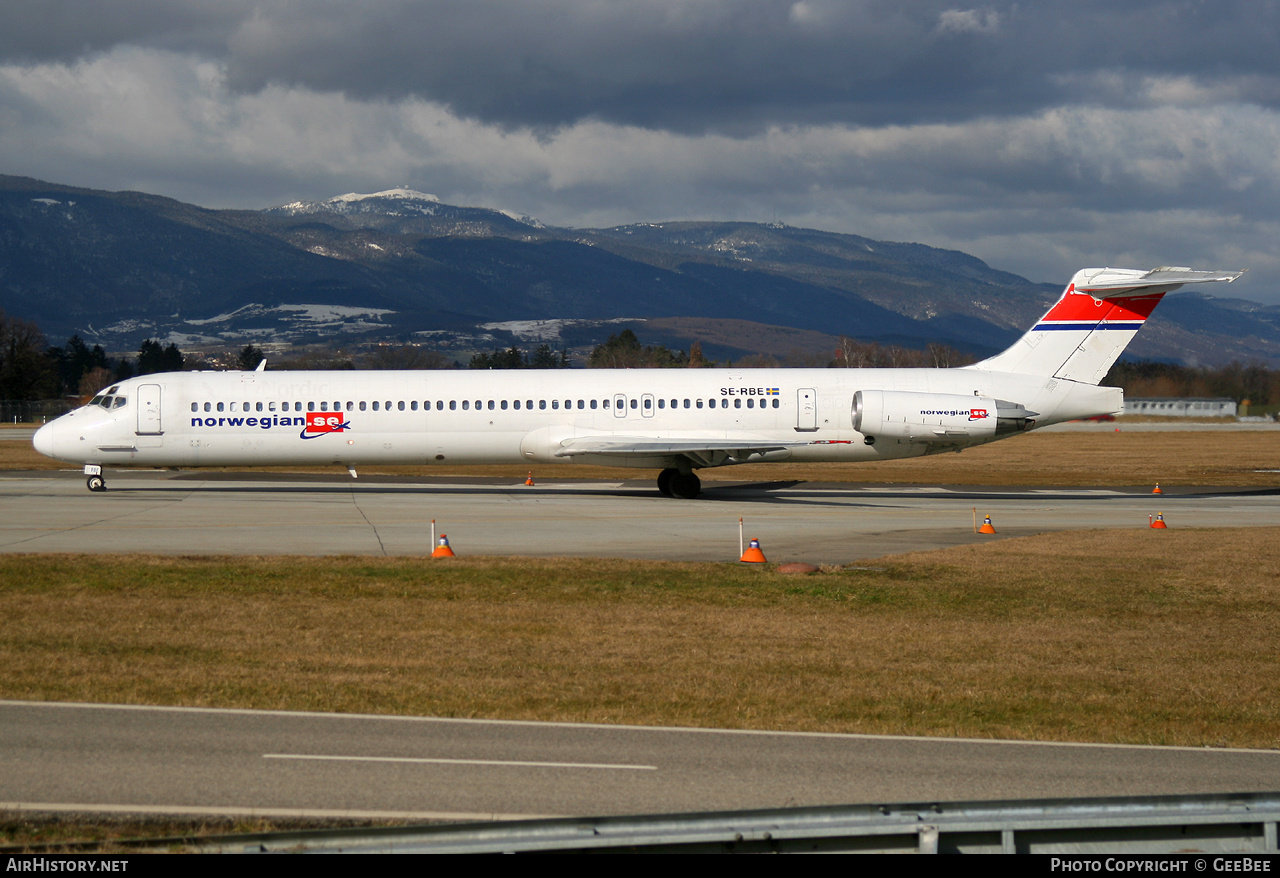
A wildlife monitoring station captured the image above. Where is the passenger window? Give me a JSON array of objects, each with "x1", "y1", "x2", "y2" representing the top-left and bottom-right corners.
[
  {"x1": 346, "y1": 402, "x2": 353, "y2": 411},
  {"x1": 411, "y1": 401, "x2": 418, "y2": 411},
  {"x1": 501, "y1": 400, "x2": 508, "y2": 410},
  {"x1": 359, "y1": 401, "x2": 367, "y2": 411},
  {"x1": 307, "y1": 401, "x2": 315, "y2": 412},
  {"x1": 526, "y1": 399, "x2": 533, "y2": 409},
  {"x1": 385, "y1": 401, "x2": 392, "y2": 411},
  {"x1": 450, "y1": 401, "x2": 457, "y2": 411},
  {"x1": 540, "y1": 400, "x2": 547, "y2": 410},
  {"x1": 589, "y1": 399, "x2": 596, "y2": 410},
  {"x1": 269, "y1": 402, "x2": 277, "y2": 412},
  {"x1": 217, "y1": 402, "x2": 225, "y2": 412},
  {"x1": 696, "y1": 399, "x2": 703, "y2": 409},
  {"x1": 551, "y1": 400, "x2": 559, "y2": 410},
  {"x1": 513, "y1": 400, "x2": 521, "y2": 410},
  {"x1": 320, "y1": 402, "x2": 328, "y2": 411},
  {"x1": 398, "y1": 401, "x2": 405, "y2": 411},
  {"x1": 373, "y1": 401, "x2": 380, "y2": 411},
  {"x1": 577, "y1": 400, "x2": 584, "y2": 409},
  {"x1": 191, "y1": 403, "x2": 198, "y2": 412},
  {"x1": 683, "y1": 399, "x2": 690, "y2": 409},
  {"x1": 657, "y1": 399, "x2": 665, "y2": 409},
  {"x1": 488, "y1": 400, "x2": 495, "y2": 410},
  {"x1": 462, "y1": 400, "x2": 469, "y2": 411},
  {"x1": 603, "y1": 399, "x2": 610, "y2": 409},
  {"x1": 630, "y1": 399, "x2": 638, "y2": 409},
  {"x1": 735, "y1": 399, "x2": 741, "y2": 409},
  {"x1": 644, "y1": 398, "x2": 651, "y2": 410},
  {"x1": 258, "y1": 402, "x2": 265, "y2": 412}
]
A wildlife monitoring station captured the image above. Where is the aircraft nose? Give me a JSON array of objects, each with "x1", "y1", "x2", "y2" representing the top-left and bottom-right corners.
[{"x1": 32, "y1": 421, "x2": 56, "y2": 458}]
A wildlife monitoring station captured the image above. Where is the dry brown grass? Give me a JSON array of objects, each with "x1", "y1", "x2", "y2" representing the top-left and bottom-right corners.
[
  {"x1": 3, "y1": 528, "x2": 1278, "y2": 749},
  {"x1": 6, "y1": 426, "x2": 1280, "y2": 486}
]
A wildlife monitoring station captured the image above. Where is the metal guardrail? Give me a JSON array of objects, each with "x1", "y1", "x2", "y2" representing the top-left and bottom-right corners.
[{"x1": 157, "y1": 791, "x2": 1280, "y2": 854}]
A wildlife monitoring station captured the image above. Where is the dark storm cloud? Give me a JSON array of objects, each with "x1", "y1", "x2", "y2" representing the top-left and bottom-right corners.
[
  {"x1": 0, "y1": 0, "x2": 248, "y2": 62},
  {"x1": 6, "y1": 1, "x2": 1280, "y2": 132}
]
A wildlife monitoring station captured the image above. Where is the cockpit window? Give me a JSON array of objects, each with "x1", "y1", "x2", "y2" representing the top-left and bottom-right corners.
[
  {"x1": 89, "y1": 395, "x2": 106, "y2": 407},
  {"x1": 112, "y1": 397, "x2": 127, "y2": 409}
]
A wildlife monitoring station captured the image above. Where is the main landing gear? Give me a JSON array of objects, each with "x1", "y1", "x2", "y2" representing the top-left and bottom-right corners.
[{"x1": 657, "y1": 468, "x2": 701, "y2": 499}]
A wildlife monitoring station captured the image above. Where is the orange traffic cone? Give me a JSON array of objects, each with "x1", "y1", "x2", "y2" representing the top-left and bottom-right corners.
[
  {"x1": 1153, "y1": 483, "x2": 1162, "y2": 494},
  {"x1": 525, "y1": 471, "x2": 535, "y2": 486},
  {"x1": 740, "y1": 537, "x2": 767, "y2": 563},
  {"x1": 1150, "y1": 513, "x2": 1168, "y2": 530},
  {"x1": 978, "y1": 514, "x2": 996, "y2": 534},
  {"x1": 431, "y1": 534, "x2": 457, "y2": 557}
]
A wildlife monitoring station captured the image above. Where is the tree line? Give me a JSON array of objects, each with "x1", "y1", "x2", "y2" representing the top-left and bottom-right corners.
[{"x1": 4, "y1": 308, "x2": 1279, "y2": 407}]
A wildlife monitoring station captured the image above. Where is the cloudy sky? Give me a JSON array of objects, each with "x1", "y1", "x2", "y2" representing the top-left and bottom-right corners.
[{"x1": 2, "y1": 0, "x2": 1277, "y2": 301}]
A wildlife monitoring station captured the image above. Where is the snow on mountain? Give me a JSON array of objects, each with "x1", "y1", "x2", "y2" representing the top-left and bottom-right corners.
[
  {"x1": 273, "y1": 188, "x2": 441, "y2": 216},
  {"x1": 329, "y1": 188, "x2": 440, "y2": 205}
]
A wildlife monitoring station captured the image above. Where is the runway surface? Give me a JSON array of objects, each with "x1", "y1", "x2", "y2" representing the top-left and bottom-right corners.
[
  {"x1": 4, "y1": 701, "x2": 1279, "y2": 820},
  {"x1": 2, "y1": 468, "x2": 1279, "y2": 562}
]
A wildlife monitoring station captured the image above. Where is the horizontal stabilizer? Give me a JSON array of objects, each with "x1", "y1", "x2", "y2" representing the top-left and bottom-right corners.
[{"x1": 1072, "y1": 267, "x2": 1245, "y2": 297}]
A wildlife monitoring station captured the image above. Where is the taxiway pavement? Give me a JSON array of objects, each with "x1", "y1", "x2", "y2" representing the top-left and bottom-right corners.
[{"x1": 2, "y1": 469, "x2": 1278, "y2": 562}]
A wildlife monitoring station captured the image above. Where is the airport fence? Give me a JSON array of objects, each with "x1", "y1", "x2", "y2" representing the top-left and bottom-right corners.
[{"x1": 0, "y1": 399, "x2": 76, "y2": 424}]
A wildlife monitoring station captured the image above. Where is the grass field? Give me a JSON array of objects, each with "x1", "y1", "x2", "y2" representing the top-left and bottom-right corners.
[{"x1": 3, "y1": 528, "x2": 1278, "y2": 749}]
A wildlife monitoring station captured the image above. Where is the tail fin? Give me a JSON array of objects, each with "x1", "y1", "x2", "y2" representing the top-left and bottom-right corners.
[{"x1": 968, "y1": 267, "x2": 1245, "y2": 384}]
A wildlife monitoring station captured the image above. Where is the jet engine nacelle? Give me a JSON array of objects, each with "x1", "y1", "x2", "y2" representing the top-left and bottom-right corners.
[{"x1": 853, "y1": 390, "x2": 1031, "y2": 444}]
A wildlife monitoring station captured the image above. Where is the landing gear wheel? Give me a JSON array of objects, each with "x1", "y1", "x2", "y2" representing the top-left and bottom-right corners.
[
  {"x1": 86, "y1": 475, "x2": 106, "y2": 492},
  {"x1": 670, "y1": 471, "x2": 701, "y2": 499},
  {"x1": 657, "y1": 468, "x2": 676, "y2": 497}
]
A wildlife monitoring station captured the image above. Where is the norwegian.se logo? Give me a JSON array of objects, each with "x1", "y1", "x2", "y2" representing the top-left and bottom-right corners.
[
  {"x1": 969, "y1": 408, "x2": 989, "y2": 421},
  {"x1": 301, "y1": 412, "x2": 351, "y2": 439}
]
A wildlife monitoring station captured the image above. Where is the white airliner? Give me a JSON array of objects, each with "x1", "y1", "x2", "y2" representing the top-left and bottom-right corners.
[{"x1": 34, "y1": 267, "x2": 1243, "y2": 497}]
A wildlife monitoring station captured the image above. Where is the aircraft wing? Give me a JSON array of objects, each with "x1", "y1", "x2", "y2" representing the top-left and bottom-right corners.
[{"x1": 553, "y1": 435, "x2": 813, "y2": 467}]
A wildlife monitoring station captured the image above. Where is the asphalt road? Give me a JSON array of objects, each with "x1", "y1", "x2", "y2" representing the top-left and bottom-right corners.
[{"x1": 4, "y1": 701, "x2": 1278, "y2": 820}]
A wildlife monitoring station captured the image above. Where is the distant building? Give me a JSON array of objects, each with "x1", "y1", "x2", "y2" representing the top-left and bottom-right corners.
[{"x1": 1123, "y1": 398, "x2": 1237, "y2": 417}]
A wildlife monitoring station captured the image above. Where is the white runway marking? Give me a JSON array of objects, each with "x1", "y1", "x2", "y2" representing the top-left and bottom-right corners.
[{"x1": 264, "y1": 753, "x2": 658, "y2": 771}]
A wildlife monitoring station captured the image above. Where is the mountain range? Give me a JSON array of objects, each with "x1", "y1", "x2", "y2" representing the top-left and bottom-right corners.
[{"x1": 2, "y1": 174, "x2": 1278, "y2": 366}]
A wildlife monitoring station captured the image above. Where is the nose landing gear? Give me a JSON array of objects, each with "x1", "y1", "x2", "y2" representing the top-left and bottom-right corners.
[{"x1": 85, "y1": 466, "x2": 106, "y2": 492}]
